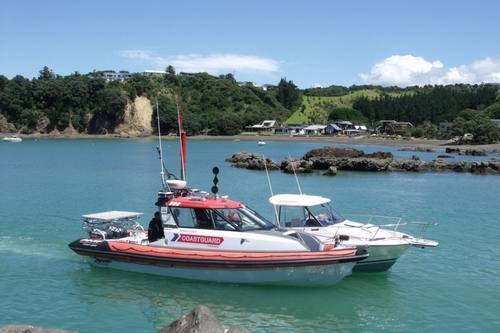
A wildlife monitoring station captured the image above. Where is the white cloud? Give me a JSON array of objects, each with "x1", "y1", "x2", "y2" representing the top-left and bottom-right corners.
[
  {"x1": 118, "y1": 50, "x2": 280, "y2": 77},
  {"x1": 360, "y1": 55, "x2": 500, "y2": 87}
]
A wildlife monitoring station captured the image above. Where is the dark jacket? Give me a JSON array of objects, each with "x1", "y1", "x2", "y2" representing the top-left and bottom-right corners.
[{"x1": 148, "y1": 216, "x2": 164, "y2": 242}]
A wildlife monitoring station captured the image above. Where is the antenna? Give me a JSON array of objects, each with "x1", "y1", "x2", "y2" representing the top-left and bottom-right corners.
[
  {"x1": 263, "y1": 155, "x2": 274, "y2": 197},
  {"x1": 263, "y1": 155, "x2": 280, "y2": 226},
  {"x1": 156, "y1": 101, "x2": 166, "y2": 189},
  {"x1": 178, "y1": 103, "x2": 187, "y2": 181},
  {"x1": 288, "y1": 152, "x2": 303, "y2": 195}
]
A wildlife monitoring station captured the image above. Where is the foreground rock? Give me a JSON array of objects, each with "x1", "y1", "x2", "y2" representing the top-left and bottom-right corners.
[
  {"x1": 158, "y1": 305, "x2": 250, "y2": 333},
  {"x1": 1, "y1": 306, "x2": 250, "y2": 333},
  {"x1": 225, "y1": 151, "x2": 280, "y2": 170}
]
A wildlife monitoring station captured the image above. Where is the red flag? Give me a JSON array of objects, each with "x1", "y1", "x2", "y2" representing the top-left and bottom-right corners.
[{"x1": 178, "y1": 105, "x2": 187, "y2": 180}]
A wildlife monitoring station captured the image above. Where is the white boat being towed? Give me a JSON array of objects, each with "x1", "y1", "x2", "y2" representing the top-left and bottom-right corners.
[{"x1": 269, "y1": 193, "x2": 439, "y2": 272}]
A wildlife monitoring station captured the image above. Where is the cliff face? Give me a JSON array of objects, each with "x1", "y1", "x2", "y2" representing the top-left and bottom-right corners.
[
  {"x1": 114, "y1": 96, "x2": 153, "y2": 135},
  {"x1": 1, "y1": 96, "x2": 154, "y2": 136}
]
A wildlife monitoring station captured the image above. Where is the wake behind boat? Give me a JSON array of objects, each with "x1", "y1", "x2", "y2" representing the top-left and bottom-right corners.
[
  {"x1": 269, "y1": 193, "x2": 438, "y2": 272},
  {"x1": 68, "y1": 104, "x2": 368, "y2": 285}
]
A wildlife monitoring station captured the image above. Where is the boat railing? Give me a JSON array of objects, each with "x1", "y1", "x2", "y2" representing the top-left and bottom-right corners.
[
  {"x1": 342, "y1": 214, "x2": 438, "y2": 240},
  {"x1": 82, "y1": 211, "x2": 145, "y2": 236}
]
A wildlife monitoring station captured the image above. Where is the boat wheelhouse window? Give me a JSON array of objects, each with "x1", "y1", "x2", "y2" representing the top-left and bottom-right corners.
[
  {"x1": 212, "y1": 206, "x2": 275, "y2": 231},
  {"x1": 306, "y1": 204, "x2": 345, "y2": 226},
  {"x1": 172, "y1": 208, "x2": 214, "y2": 229},
  {"x1": 276, "y1": 203, "x2": 346, "y2": 227}
]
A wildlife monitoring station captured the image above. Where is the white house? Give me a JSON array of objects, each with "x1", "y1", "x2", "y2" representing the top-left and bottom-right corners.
[{"x1": 303, "y1": 125, "x2": 327, "y2": 136}]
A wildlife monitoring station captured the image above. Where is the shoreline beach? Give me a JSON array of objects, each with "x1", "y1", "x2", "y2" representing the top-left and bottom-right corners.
[{"x1": 3, "y1": 132, "x2": 500, "y2": 153}]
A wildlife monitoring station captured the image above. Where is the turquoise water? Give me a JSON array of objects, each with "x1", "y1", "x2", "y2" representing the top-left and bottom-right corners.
[{"x1": 1, "y1": 138, "x2": 499, "y2": 332}]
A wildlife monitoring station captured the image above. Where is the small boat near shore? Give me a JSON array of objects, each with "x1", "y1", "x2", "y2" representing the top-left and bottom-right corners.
[
  {"x1": 258, "y1": 140, "x2": 266, "y2": 146},
  {"x1": 269, "y1": 193, "x2": 438, "y2": 272},
  {"x1": 3, "y1": 127, "x2": 24, "y2": 142},
  {"x1": 2, "y1": 135, "x2": 22, "y2": 142}
]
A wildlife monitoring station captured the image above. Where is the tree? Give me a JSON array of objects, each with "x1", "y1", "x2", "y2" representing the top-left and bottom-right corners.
[
  {"x1": 166, "y1": 65, "x2": 176, "y2": 75},
  {"x1": 276, "y1": 78, "x2": 301, "y2": 110},
  {"x1": 209, "y1": 114, "x2": 244, "y2": 135},
  {"x1": 327, "y1": 107, "x2": 367, "y2": 124},
  {"x1": 449, "y1": 109, "x2": 500, "y2": 144},
  {"x1": 89, "y1": 87, "x2": 127, "y2": 133}
]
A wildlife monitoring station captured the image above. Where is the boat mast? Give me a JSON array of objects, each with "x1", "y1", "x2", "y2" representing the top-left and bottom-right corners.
[
  {"x1": 178, "y1": 103, "x2": 187, "y2": 181},
  {"x1": 156, "y1": 101, "x2": 167, "y2": 189}
]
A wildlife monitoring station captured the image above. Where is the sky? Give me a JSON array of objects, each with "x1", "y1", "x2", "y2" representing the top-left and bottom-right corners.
[{"x1": 1, "y1": 0, "x2": 499, "y2": 89}]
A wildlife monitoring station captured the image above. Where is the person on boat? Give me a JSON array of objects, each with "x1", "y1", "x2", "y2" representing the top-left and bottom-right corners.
[
  {"x1": 148, "y1": 211, "x2": 164, "y2": 242},
  {"x1": 226, "y1": 209, "x2": 241, "y2": 222},
  {"x1": 195, "y1": 209, "x2": 213, "y2": 229}
]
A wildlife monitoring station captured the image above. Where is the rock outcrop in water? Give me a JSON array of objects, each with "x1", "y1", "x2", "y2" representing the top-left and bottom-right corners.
[
  {"x1": 226, "y1": 147, "x2": 500, "y2": 174},
  {"x1": 158, "y1": 305, "x2": 250, "y2": 333},
  {"x1": 225, "y1": 151, "x2": 280, "y2": 170},
  {"x1": 389, "y1": 155, "x2": 500, "y2": 173},
  {"x1": 299, "y1": 147, "x2": 394, "y2": 172}
]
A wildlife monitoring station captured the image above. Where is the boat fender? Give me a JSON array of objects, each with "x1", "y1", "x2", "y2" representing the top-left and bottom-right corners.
[{"x1": 355, "y1": 247, "x2": 369, "y2": 256}]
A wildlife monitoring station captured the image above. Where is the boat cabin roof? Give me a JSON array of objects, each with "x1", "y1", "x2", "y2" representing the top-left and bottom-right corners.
[
  {"x1": 167, "y1": 196, "x2": 244, "y2": 209},
  {"x1": 82, "y1": 211, "x2": 143, "y2": 222},
  {"x1": 269, "y1": 194, "x2": 331, "y2": 207}
]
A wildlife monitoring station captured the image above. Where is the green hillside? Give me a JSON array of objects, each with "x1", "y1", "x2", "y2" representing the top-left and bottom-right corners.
[{"x1": 286, "y1": 89, "x2": 404, "y2": 125}]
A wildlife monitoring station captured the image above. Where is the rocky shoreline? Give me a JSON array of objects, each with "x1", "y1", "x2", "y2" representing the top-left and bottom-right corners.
[{"x1": 226, "y1": 146, "x2": 500, "y2": 174}]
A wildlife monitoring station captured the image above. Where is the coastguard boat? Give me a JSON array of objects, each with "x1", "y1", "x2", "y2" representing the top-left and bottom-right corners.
[
  {"x1": 269, "y1": 193, "x2": 438, "y2": 272},
  {"x1": 68, "y1": 104, "x2": 368, "y2": 285},
  {"x1": 68, "y1": 176, "x2": 368, "y2": 285}
]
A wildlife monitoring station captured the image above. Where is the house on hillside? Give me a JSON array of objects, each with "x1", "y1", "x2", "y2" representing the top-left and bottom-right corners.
[
  {"x1": 304, "y1": 125, "x2": 327, "y2": 136},
  {"x1": 379, "y1": 120, "x2": 413, "y2": 135},
  {"x1": 274, "y1": 124, "x2": 308, "y2": 135},
  {"x1": 439, "y1": 122, "x2": 453, "y2": 132},
  {"x1": 101, "y1": 71, "x2": 132, "y2": 81},
  {"x1": 324, "y1": 124, "x2": 342, "y2": 135},
  {"x1": 334, "y1": 121, "x2": 354, "y2": 131},
  {"x1": 245, "y1": 120, "x2": 278, "y2": 133},
  {"x1": 143, "y1": 70, "x2": 167, "y2": 77}
]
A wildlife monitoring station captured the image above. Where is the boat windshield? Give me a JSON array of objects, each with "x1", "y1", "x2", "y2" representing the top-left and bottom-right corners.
[
  {"x1": 168, "y1": 206, "x2": 275, "y2": 231},
  {"x1": 275, "y1": 203, "x2": 346, "y2": 227},
  {"x1": 212, "y1": 206, "x2": 276, "y2": 231},
  {"x1": 309, "y1": 203, "x2": 345, "y2": 227}
]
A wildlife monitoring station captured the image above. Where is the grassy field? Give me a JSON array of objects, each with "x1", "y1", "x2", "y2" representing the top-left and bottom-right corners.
[{"x1": 286, "y1": 89, "x2": 404, "y2": 125}]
